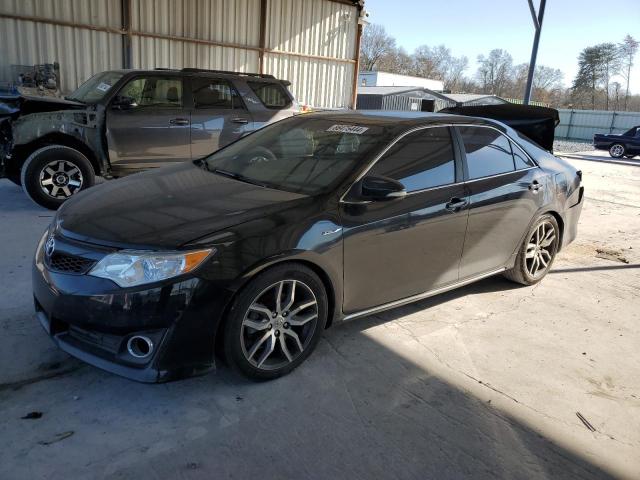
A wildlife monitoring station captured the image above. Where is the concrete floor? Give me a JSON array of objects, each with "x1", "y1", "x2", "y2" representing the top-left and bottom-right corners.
[{"x1": 0, "y1": 155, "x2": 638, "y2": 479}]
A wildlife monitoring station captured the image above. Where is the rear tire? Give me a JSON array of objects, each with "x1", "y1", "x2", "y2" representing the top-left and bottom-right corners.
[
  {"x1": 223, "y1": 263, "x2": 328, "y2": 381},
  {"x1": 609, "y1": 143, "x2": 625, "y2": 158},
  {"x1": 21, "y1": 145, "x2": 95, "y2": 210},
  {"x1": 504, "y1": 214, "x2": 559, "y2": 286}
]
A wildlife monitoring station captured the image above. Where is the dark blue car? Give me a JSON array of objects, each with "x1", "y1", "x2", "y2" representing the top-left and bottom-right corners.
[{"x1": 594, "y1": 126, "x2": 640, "y2": 158}]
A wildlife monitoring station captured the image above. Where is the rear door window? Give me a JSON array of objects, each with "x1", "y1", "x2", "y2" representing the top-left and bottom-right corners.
[
  {"x1": 192, "y1": 78, "x2": 243, "y2": 109},
  {"x1": 459, "y1": 126, "x2": 515, "y2": 180},
  {"x1": 510, "y1": 141, "x2": 535, "y2": 169},
  {"x1": 369, "y1": 127, "x2": 456, "y2": 192},
  {"x1": 247, "y1": 81, "x2": 291, "y2": 109}
]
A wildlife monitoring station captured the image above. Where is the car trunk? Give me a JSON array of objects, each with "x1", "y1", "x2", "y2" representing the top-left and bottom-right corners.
[{"x1": 439, "y1": 103, "x2": 560, "y2": 152}]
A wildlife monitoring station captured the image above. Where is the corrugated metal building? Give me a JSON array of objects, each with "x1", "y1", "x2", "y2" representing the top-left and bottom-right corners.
[
  {"x1": 0, "y1": 0, "x2": 364, "y2": 108},
  {"x1": 357, "y1": 86, "x2": 509, "y2": 112}
]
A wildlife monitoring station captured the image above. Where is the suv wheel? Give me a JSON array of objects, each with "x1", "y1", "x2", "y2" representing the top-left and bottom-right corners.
[
  {"x1": 21, "y1": 145, "x2": 95, "y2": 210},
  {"x1": 224, "y1": 263, "x2": 328, "y2": 380}
]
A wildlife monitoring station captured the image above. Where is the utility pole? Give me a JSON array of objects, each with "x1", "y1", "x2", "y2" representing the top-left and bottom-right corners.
[{"x1": 524, "y1": 0, "x2": 547, "y2": 104}]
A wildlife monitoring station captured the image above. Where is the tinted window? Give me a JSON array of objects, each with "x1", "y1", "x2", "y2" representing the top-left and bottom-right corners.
[
  {"x1": 369, "y1": 127, "x2": 455, "y2": 192},
  {"x1": 248, "y1": 82, "x2": 291, "y2": 109},
  {"x1": 511, "y1": 141, "x2": 535, "y2": 169},
  {"x1": 118, "y1": 77, "x2": 182, "y2": 108},
  {"x1": 460, "y1": 126, "x2": 515, "y2": 179},
  {"x1": 192, "y1": 78, "x2": 239, "y2": 109}
]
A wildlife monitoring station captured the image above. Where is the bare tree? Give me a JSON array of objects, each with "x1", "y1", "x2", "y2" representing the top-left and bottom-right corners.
[
  {"x1": 360, "y1": 24, "x2": 396, "y2": 71},
  {"x1": 375, "y1": 47, "x2": 412, "y2": 75},
  {"x1": 442, "y1": 55, "x2": 469, "y2": 92},
  {"x1": 599, "y1": 42, "x2": 621, "y2": 110},
  {"x1": 609, "y1": 81, "x2": 622, "y2": 110},
  {"x1": 619, "y1": 34, "x2": 639, "y2": 110},
  {"x1": 412, "y1": 45, "x2": 441, "y2": 79},
  {"x1": 476, "y1": 49, "x2": 513, "y2": 96}
]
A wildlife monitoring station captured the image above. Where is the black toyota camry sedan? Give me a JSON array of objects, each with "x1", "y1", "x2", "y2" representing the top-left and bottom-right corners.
[{"x1": 33, "y1": 111, "x2": 584, "y2": 382}]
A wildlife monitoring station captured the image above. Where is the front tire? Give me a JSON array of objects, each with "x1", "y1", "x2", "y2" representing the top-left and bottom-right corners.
[
  {"x1": 609, "y1": 143, "x2": 625, "y2": 158},
  {"x1": 21, "y1": 145, "x2": 95, "y2": 210},
  {"x1": 504, "y1": 214, "x2": 559, "y2": 286},
  {"x1": 223, "y1": 263, "x2": 328, "y2": 380}
]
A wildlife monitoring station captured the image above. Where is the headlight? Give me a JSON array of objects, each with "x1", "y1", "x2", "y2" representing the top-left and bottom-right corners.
[{"x1": 89, "y1": 249, "x2": 214, "y2": 287}]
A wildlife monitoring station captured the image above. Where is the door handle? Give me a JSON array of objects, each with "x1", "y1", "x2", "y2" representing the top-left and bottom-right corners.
[
  {"x1": 231, "y1": 117, "x2": 249, "y2": 124},
  {"x1": 529, "y1": 180, "x2": 541, "y2": 192},
  {"x1": 169, "y1": 118, "x2": 190, "y2": 126},
  {"x1": 445, "y1": 197, "x2": 468, "y2": 212}
]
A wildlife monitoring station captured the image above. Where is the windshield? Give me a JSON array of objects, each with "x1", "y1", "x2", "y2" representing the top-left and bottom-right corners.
[
  {"x1": 202, "y1": 117, "x2": 389, "y2": 195},
  {"x1": 67, "y1": 71, "x2": 125, "y2": 104}
]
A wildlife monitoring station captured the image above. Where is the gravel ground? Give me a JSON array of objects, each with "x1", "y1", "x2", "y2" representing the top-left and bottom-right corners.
[{"x1": 554, "y1": 139, "x2": 594, "y2": 153}]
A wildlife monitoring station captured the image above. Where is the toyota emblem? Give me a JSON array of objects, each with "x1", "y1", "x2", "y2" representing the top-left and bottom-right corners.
[{"x1": 45, "y1": 236, "x2": 55, "y2": 257}]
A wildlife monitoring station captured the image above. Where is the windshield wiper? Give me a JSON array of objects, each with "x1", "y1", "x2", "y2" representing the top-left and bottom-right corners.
[{"x1": 212, "y1": 168, "x2": 269, "y2": 188}]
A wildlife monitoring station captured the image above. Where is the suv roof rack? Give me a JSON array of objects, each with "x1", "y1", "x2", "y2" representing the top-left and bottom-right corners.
[{"x1": 166, "y1": 68, "x2": 277, "y2": 79}]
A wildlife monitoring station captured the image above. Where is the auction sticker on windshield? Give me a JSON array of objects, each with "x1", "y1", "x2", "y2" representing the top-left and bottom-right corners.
[
  {"x1": 327, "y1": 125, "x2": 369, "y2": 134},
  {"x1": 96, "y1": 82, "x2": 112, "y2": 92}
]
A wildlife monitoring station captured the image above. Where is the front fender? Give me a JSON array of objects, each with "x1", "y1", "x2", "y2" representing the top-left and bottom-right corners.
[{"x1": 12, "y1": 109, "x2": 98, "y2": 146}]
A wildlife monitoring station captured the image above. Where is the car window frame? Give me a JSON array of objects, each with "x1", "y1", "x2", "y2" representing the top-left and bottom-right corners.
[
  {"x1": 247, "y1": 80, "x2": 292, "y2": 110},
  {"x1": 110, "y1": 73, "x2": 185, "y2": 110},
  {"x1": 366, "y1": 126, "x2": 459, "y2": 194},
  {"x1": 190, "y1": 76, "x2": 246, "y2": 110},
  {"x1": 452, "y1": 124, "x2": 539, "y2": 183},
  {"x1": 341, "y1": 124, "x2": 464, "y2": 204},
  {"x1": 341, "y1": 123, "x2": 539, "y2": 204}
]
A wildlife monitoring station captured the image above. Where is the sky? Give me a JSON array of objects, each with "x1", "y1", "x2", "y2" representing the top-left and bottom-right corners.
[{"x1": 363, "y1": 0, "x2": 640, "y2": 94}]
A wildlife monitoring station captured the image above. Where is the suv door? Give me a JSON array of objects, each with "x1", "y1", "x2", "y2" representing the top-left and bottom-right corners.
[
  {"x1": 189, "y1": 76, "x2": 251, "y2": 158},
  {"x1": 341, "y1": 126, "x2": 468, "y2": 314},
  {"x1": 456, "y1": 125, "x2": 544, "y2": 278},
  {"x1": 106, "y1": 75, "x2": 190, "y2": 172}
]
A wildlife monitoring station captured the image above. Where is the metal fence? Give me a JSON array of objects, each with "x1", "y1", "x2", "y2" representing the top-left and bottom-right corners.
[{"x1": 556, "y1": 109, "x2": 640, "y2": 141}]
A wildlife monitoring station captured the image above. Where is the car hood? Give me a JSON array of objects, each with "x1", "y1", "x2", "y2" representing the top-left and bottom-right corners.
[
  {"x1": 57, "y1": 162, "x2": 308, "y2": 249},
  {"x1": 0, "y1": 92, "x2": 85, "y2": 118}
]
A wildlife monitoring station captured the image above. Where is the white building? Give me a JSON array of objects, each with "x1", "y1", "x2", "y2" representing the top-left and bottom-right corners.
[{"x1": 358, "y1": 71, "x2": 443, "y2": 92}]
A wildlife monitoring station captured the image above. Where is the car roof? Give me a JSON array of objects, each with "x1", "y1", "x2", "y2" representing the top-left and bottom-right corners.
[
  {"x1": 304, "y1": 110, "x2": 502, "y2": 128},
  {"x1": 106, "y1": 69, "x2": 285, "y2": 83}
]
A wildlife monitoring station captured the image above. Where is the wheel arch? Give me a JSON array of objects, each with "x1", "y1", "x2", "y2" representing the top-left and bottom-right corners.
[
  {"x1": 16, "y1": 133, "x2": 101, "y2": 175},
  {"x1": 540, "y1": 209, "x2": 565, "y2": 250},
  {"x1": 213, "y1": 257, "x2": 339, "y2": 361}
]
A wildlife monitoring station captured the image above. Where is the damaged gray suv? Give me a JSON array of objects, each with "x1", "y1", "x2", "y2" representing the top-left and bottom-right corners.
[{"x1": 0, "y1": 68, "x2": 299, "y2": 209}]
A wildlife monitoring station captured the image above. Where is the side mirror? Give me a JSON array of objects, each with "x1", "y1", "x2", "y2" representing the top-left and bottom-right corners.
[
  {"x1": 361, "y1": 175, "x2": 406, "y2": 200},
  {"x1": 111, "y1": 96, "x2": 137, "y2": 110}
]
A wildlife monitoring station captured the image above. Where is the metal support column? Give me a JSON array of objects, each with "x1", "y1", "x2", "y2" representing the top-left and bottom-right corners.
[
  {"x1": 121, "y1": 0, "x2": 132, "y2": 69},
  {"x1": 524, "y1": 0, "x2": 546, "y2": 105}
]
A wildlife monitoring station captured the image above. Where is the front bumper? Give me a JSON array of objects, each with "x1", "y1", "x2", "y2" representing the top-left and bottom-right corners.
[{"x1": 33, "y1": 233, "x2": 233, "y2": 383}]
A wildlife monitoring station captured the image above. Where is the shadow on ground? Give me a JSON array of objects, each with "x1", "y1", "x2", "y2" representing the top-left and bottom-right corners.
[{"x1": 0, "y1": 276, "x2": 614, "y2": 480}]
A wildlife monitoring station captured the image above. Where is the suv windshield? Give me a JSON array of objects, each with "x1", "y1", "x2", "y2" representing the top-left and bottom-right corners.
[
  {"x1": 202, "y1": 117, "x2": 388, "y2": 195},
  {"x1": 67, "y1": 71, "x2": 125, "y2": 104}
]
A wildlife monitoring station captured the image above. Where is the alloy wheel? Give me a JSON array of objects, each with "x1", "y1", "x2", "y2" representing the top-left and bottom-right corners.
[
  {"x1": 525, "y1": 221, "x2": 556, "y2": 278},
  {"x1": 240, "y1": 279, "x2": 318, "y2": 370},
  {"x1": 39, "y1": 160, "x2": 83, "y2": 199},
  {"x1": 610, "y1": 144, "x2": 624, "y2": 157}
]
